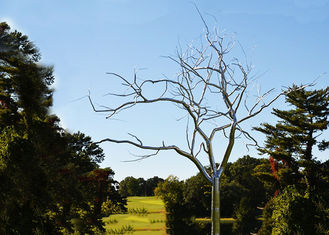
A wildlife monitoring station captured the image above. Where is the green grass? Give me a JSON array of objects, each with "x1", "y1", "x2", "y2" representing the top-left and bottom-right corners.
[
  {"x1": 195, "y1": 217, "x2": 236, "y2": 224},
  {"x1": 126, "y1": 196, "x2": 165, "y2": 212},
  {"x1": 103, "y1": 196, "x2": 166, "y2": 235}
]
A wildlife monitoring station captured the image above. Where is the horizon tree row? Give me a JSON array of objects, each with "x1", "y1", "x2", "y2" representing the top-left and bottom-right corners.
[{"x1": 119, "y1": 176, "x2": 164, "y2": 197}]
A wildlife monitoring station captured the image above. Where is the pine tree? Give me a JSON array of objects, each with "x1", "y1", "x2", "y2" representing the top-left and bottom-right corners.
[
  {"x1": 255, "y1": 86, "x2": 329, "y2": 190},
  {"x1": 255, "y1": 86, "x2": 329, "y2": 234},
  {"x1": 0, "y1": 21, "x2": 58, "y2": 234},
  {"x1": 0, "y1": 22, "x2": 53, "y2": 128},
  {"x1": 0, "y1": 22, "x2": 126, "y2": 234}
]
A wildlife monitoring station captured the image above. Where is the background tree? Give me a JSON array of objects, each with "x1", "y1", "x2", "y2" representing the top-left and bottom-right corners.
[
  {"x1": 0, "y1": 22, "x2": 126, "y2": 234},
  {"x1": 255, "y1": 86, "x2": 329, "y2": 190},
  {"x1": 49, "y1": 132, "x2": 126, "y2": 234},
  {"x1": 119, "y1": 176, "x2": 163, "y2": 197},
  {"x1": 258, "y1": 185, "x2": 329, "y2": 235},
  {"x1": 155, "y1": 156, "x2": 271, "y2": 235},
  {"x1": 119, "y1": 176, "x2": 142, "y2": 197},
  {"x1": 183, "y1": 172, "x2": 212, "y2": 218},
  {"x1": 0, "y1": 21, "x2": 58, "y2": 234},
  {"x1": 225, "y1": 156, "x2": 269, "y2": 234},
  {"x1": 255, "y1": 87, "x2": 329, "y2": 234},
  {"x1": 90, "y1": 17, "x2": 293, "y2": 235},
  {"x1": 0, "y1": 22, "x2": 53, "y2": 127},
  {"x1": 155, "y1": 176, "x2": 200, "y2": 235},
  {"x1": 145, "y1": 176, "x2": 164, "y2": 196}
]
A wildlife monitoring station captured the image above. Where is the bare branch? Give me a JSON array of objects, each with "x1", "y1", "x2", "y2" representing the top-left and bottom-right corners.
[
  {"x1": 122, "y1": 150, "x2": 160, "y2": 162},
  {"x1": 90, "y1": 15, "x2": 303, "y2": 185},
  {"x1": 128, "y1": 133, "x2": 143, "y2": 146},
  {"x1": 96, "y1": 137, "x2": 212, "y2": 183}
]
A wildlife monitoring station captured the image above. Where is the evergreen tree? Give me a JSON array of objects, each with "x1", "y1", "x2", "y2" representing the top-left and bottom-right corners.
[
  {"x1": 0, "y1": 22, "x2": 126, "y2": 234},
  {"x1": 0, "y1": 22, "x2": 53, "y2": 128},
  {"x1": 255, "y1": 86, "x2": 329, "y2": 234},
  {"x1": 0, "y1": 21, "x2": 58, "y2": 234},
  {"x1": 255, "y1": 86, "x2": 329, "y2": 190}
]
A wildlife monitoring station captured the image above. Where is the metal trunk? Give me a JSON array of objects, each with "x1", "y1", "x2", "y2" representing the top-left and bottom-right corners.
[{"x1": 211, "y1": 176, "x2": 220, "y2": 235}]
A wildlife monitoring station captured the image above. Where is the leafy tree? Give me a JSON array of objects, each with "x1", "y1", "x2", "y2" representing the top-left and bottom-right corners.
[
  {"x1": 183, "y1": 173, "x2": 211, "y2": 218},
  {"x1": 256, "y1": 87, "x2": 329, "y2": 234},
  {"x1": 119, "y1": 176, "x2": 163, "y2": 196},
  {"x1": 0, "y1": 21, "x2": 59, "y2": 234},
  {"x1": 49, "y1": 132, "x2": 126, "y2": 234},
  {"x1": 155, "y1": 176, "x2": 198, "y2": 235},
  {"x1": 0, "y1": 22, "x2": 53, "y2": 128},
  {"x1": 233, "y1": 197, "x2": 259, "y2": 235},
  {"x1": 255, "y1": 86, "x2": 329, "y2": 190},
  {"x1": 145, "y1": 176, "x2": 164, "y2": 196},
  {"x1": 222, "y1": 156, "x2": 269, "y2": 234},
  {"x1": 155, "y1": 156, "x2": 271, "y2": 235},
  {"x1": 258, "y1": 185, "x2": 329, "y2": 235},
  {"x1": 0, "y1": 22, "x2": 126, "y2": 234},
  {"x1": 119, "y1": 176, "x2": 142, "y2": 197},
  {"x1": 137, "y1": 177, "x2": 147, "y2": 196}
]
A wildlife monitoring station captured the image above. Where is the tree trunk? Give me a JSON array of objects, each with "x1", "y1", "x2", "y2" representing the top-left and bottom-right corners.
[{"x1": 211, "y1": 176, "x2": 220, "y2": 235}]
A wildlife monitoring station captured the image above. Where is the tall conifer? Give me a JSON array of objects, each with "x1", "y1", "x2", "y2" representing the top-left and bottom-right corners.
[
  {"x1": 255, "y1": 86, "x2": 329, "y2": 189},
  {"x1": 1, "y1": 22, "x2": 125, "y2": 234},
  {"x1": 256, "y1": 86, "x2": 329, "y2": 234}
]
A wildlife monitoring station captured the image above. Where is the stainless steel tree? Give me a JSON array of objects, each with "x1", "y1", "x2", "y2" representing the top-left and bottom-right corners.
[{"x1": 90, "y1": 21, "x2": 296, "y2": 235}]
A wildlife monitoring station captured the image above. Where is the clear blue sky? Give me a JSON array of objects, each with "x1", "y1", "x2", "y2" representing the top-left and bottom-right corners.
[{"x1": 1, "y1": 0, "x2": 328, "y2": 181}]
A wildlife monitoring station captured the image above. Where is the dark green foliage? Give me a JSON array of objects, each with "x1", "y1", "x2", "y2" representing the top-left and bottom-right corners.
[
  {"x1": 145, "y1": 176, "x2": 164, "y2": 196},
  {"x1": 0, "y1": 22, "x2": 126, "y2": 234},
  {"x1": 0, "y1": 127, "x2": 53, "y2": 234},
  {"x1": 183, "y1": 173, "x2": 211, "y2": 218},
  {"x1": 119, "y1": 176, "x2": 144, "y2": 197},
  {"x1": 233, "y1": 197, "x2": 261, "y2": 235},
  {"x1": 155, "y1": 156, "x2": 270, "y2": 235},
  {"x1": 155, "y1": 176, "x2": 206, "y2": 235},
  {"x1": 256, "y1": 87, "x2": 329, "y2": 234},
  {"x1": 0, "y1": 22, "x2": 60, "y2": 233},
  {"x1": 0, "y1": 22, "x2": 53, "y2": 127},
  {"x1": 257, "y1": 200, "x2": 275, "y2": 235},
  {"x1": 259, "y1": 186, "x2": 329, "y2": 235},
  {"x1": 271, "y1": 186, "x2": 315, "y2": 235},
  {"x1": 119, "y1": 176, "x2": 163, "y2": 197},
  {"x1": 224, "y1": 156, "x2": 269, "y2": 234},
  {"x1": 255, "y1": 86, "x2": 329, "y2": 189}
]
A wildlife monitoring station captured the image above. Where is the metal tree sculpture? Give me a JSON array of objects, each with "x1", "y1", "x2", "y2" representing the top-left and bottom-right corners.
[{"x1": 90, "y1": 21, "x2": 299, "y2": 235}]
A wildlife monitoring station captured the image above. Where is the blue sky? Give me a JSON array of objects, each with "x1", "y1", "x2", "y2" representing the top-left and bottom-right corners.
[{"x1": 1, "y1": 0, "x2": 328, "y2": 181}]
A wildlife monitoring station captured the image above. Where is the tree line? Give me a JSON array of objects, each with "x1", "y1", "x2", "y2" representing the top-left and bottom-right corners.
[
  {"x1": 0, "y1": 22, "x2": 126, "y2": 234},
  {"x1": 119, "y1": 176, "x2": 164, "y2": 197},
  {"x1": 154, "y1": 156, "x2": 268, "y2": 234}
]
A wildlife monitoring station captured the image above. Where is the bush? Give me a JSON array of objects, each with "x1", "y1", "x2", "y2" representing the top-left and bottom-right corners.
[
  {"x1": 106, "y1": 225, "x2": 134, "y2": 234},
  {"x1": 127, "y1": 208, "x2": 148, "y2": 216}
]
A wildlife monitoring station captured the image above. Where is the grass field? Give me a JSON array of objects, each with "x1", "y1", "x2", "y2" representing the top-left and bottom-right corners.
[
  {"x1": 103, "y1": 196, "x2": 236, "y2": 234},
  {"x1": 103, "y1": 196, "x2": 166, "y2": 235}
]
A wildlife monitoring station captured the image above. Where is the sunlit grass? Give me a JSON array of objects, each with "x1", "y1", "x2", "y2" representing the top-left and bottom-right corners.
[
  {"x1": 195, "y1": 217, "x2": 236, "y2": 224},
  {"x1": 103, "y1": 196, "x2": 166, "y2": 235},
  {"x1": 126, "y1": 196, "x2": 165, "y2": 212}
]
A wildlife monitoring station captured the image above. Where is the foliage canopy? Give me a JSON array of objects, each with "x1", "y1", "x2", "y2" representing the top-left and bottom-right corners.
[{"x1": 0, "y1": 22, "x2": 126, "y2": 234}]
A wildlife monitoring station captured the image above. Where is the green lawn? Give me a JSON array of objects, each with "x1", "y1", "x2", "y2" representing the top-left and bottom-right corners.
[
  {"x1": 195, "y1": 217, "x2": 236, "y2": 224},
  {"x1": 103, "y1": 196, "x2": 166, "y2": 235},
  {"x1": 103, "y1": 196, "x2": 235, "y2": 234}
]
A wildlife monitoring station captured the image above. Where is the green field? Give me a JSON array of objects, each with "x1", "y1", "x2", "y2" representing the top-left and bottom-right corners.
[{"x1": 103, "y1": 196, "x2": 166, "y2": 235}]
